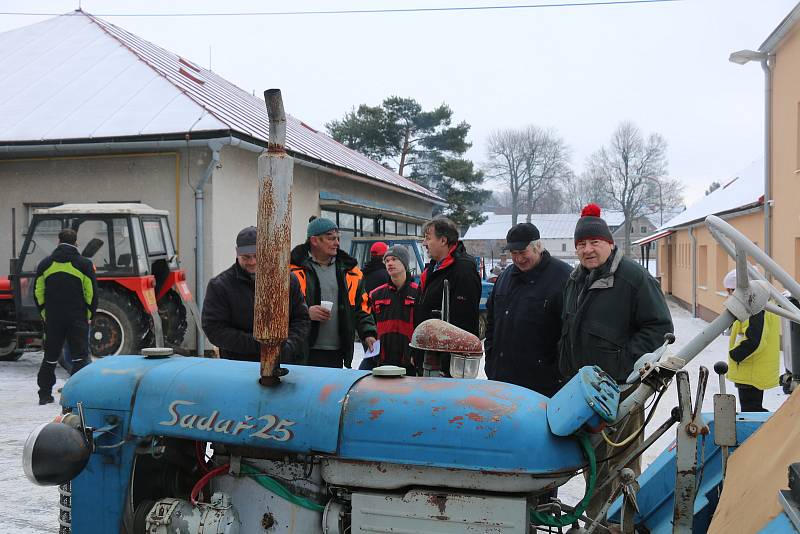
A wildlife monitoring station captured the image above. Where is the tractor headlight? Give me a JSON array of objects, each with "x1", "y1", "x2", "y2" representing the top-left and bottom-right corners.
[{"x1": 23, "y1": 422, "x2": 91, "y2": 486}]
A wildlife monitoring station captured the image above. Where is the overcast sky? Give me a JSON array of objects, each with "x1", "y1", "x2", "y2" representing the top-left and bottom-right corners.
[{"x1": 0, "y1": 0, "x2": 796, "y2": 206}]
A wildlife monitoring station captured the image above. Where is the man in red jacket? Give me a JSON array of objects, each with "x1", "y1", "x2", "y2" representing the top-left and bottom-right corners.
[
  {"x1": 415, "y1": 217, "x2": 481, "y2": 377},
  {"x1": 362, "y1": 245, "x2": 419, "y2": 374}
]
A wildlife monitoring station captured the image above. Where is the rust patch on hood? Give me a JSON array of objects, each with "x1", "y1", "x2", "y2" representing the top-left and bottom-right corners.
[
  {"x1": 319, "y1": 384, "x2": 336, "y2": 402},
  {"x1": 368, "y1": 409, "x2": 384, "y2": 420}
]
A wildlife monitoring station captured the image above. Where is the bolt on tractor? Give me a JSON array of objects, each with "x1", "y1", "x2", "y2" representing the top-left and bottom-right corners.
[{"x1": 0, "y1": 203, "x2": 199, "y2": 361}]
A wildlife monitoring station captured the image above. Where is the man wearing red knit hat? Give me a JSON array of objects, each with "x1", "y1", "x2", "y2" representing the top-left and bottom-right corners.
[{"x1": 559, "y1": 203, "x2": 673, "y2": 520}]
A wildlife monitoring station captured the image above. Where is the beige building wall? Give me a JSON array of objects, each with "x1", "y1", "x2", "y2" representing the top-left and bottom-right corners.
[
  {"x1": 658, "y1": 212, "x2": 762, "y2": 320},
  {"x1": 769, "y1": 22, "x2": 800, "y2": 281}
]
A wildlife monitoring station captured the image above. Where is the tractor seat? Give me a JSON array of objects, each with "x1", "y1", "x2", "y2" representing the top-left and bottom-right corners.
[{"x1": 116, "y1": 253, "x2": 132, "y2": 270}]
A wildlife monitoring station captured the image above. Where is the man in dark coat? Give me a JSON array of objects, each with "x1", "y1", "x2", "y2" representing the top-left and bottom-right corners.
[
  {"x1": 362, "y1": 241, "x2": 390, "y2": 295},
  {"x1": 415, "y1": 217, "x2": 481, "y2": 376},
  {"x1": 290, "y1": 217, "x2": 377, "y2": 368},
  {"x1": 34, "y1": 228, "x2": 98, "y2": 405},
  {"x1": 202, "y1": 226, "x2": 309, "y2": 363},
  {"x1": 559, "y1": 203, "x2": 673, "y2": 518},
  {"x1": 485, "y1": 223, "x2": 571, "y2": 397}
]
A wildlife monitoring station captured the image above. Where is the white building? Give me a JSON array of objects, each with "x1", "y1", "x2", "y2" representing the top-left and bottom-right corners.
[{"x1": 0, "y1": 11, "x2": 443, "y2": 349}]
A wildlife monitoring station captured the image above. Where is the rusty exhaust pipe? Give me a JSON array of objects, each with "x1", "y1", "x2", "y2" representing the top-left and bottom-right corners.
[{"x1": 255, "y1": 89, "x2": 293, "y2": 386}]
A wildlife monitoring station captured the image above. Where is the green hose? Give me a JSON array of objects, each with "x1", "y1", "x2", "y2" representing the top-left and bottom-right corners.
[
  {"x1": 239, "y1": 463, "x2": 325, "y2": 512},
  {"x1": 529, "y1": 433, "x2": 597, "y2": 527}
]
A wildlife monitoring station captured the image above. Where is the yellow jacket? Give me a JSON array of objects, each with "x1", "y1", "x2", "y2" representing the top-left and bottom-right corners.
[{"x1": 727, "y1": 310, "x2": 780, "y2": 390}]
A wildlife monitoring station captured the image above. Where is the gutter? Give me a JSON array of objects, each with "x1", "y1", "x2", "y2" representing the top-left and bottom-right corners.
[
  {"x1": 294, "y1": 158, "x2": 447, "y2": 207},
  {"x1": 759, "y1": 4, "x2": 800, "y2": 54}
]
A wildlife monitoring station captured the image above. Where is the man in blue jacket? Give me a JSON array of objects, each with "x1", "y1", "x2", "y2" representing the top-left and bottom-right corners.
[{"x1": 485, "y1": 223, "x2": 572, "y2": 397}]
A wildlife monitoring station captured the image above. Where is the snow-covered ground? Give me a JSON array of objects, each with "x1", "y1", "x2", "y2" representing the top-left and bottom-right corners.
[{"x1": 0, "y1": 299, "x2": 790, "y2": 531}]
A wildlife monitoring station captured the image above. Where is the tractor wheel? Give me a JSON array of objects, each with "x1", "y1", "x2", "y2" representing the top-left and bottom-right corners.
[
  {"x1": 91, "y1": 290, "x2": 148, "y2": 357},
  {"x1": 478, "y1": 311, "x2": 488, "y2": 341},
  {"x1": 159, "y1": 290, "x2": 187, "y2": 347},
  {"x1": 0, "y1": 301, "x2": 19, "y2": 361}
]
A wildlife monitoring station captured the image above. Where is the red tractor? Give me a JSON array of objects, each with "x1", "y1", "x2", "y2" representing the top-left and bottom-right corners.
[{"x1": 0, "y1": 203, "x2": 199, "y2": 361}]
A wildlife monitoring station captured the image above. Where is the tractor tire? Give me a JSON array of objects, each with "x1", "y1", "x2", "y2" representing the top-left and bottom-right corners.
[
  {"x1": 478, "y1": 311, "x2": 488, "y2": 341},
  {"x1": 0, "y1": 301, "x2": 19, "y2": 361},
  {"x1": 159, "y1": 290, "x2": 187, "y2": 347},
  {"x1": 90, "y1": 290, "x2": 148, "y2": 357}
]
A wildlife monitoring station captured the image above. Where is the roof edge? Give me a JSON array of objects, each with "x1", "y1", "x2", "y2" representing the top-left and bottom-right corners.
[
  {"x1": 660, "y1": 202, "x2": 763, "y2": 232},
  {"x1": 760, "y1": 3, "x2": 800, "y2": 53}
]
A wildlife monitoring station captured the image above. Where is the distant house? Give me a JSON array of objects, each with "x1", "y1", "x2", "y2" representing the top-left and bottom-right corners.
[
  {"x1": 462, "y1": 211, "x2": 626, "y2": 263},
  {"x1": 0, "y1": 11, "x2": 443, "y2": 349},
  {"x1": 636, "y1": 159, "x2": 763, "y2": 321}
]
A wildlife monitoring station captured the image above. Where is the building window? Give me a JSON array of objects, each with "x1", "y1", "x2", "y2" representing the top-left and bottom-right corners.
[
  {"x1": 716, "y1": 245, "x2": 729, "y2": 292},
  {"x1": 385, "y1": 220, "x2": 396, "y2": 234},
  {"x1": 24, "y1": 202, "x2": 63, "y2": 230},
  {"x1": 641, "y1": 226, "x2": 648, "y2": 233},
  {"x1": 698, "y1": 245, "x2": 707, "y2": 287},
  {"x1": 396, "y1": 221, "x2": 407, "y2": 235},
  {"x1": 561, "y1": 243, "x2": 567, "y2": 252}
]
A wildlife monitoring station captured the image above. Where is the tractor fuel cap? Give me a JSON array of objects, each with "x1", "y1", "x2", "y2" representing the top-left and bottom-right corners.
[
  {"x1": 371, "y1": 365, "x2": 406, "y2": 377},
  {"x1": 142, "y1": 347, "x2": 174, "y2": 359}
]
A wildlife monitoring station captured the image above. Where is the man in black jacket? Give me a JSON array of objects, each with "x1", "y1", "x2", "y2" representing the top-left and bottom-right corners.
[
  {"x1": 485, "y1": 223, "x2": 571, "y2": 397},
  {"x1": 202, "y1": 226, "x2": 309, "y2": 363},
  {"x1": 34, "y1": 228, "x2": 98, "y2": 405},
  {"x1": 415, "y1": 217, "x2": 481, "y2": 376},
  {"x1": 362, "y1": 241, "x2": 390, "y2": 295}
]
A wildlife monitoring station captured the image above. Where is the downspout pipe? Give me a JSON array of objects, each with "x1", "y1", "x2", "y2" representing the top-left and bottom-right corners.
[
  {"x1": 193, "y1": 137, "x2": 245, "y2": 355},
  {"x1": 762, "y1": 57, "x2": 773, "y2": 258},
  {"x1": 689, "y1": 225, "x2": 698, "y2": 317}
]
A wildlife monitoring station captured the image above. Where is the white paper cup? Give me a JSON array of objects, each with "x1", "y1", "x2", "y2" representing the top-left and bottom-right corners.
[{"x1": 320, "y1": 300, "x2": 334, "y2": 312}]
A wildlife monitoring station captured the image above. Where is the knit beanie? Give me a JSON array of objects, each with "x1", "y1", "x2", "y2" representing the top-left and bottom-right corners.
[
  {"x1": 370, "y1": 241, "x2": 389, "y2": 257},
  {"x1": 384, "y1": 245, "x2": 411, "y2": 271},
  {"x1": 574, "y1": 203, "x2": 614, "y2": 245},
  {"x1": 307, "y1": 216, "x2": 338, "y2": 238},
  {"x1": 723, "y1": 269, "x2": 738, "y2": 290}
]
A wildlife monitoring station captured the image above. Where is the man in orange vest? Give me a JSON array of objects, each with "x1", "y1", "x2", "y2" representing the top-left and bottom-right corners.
[{"x1": 290, "y1": 217, "x2": 377, "y2": 368}]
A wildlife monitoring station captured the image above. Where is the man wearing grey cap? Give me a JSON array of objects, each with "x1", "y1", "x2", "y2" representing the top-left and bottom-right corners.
[
  {"x1": 202, "y1": 226, "x2": 310, "y2": 363},
  {"x1": 361, "y1": 245, "x2": 419, "y2": 375},
  {"x1": 484, "y1": 222, "x2": 571, "y2": 397}
]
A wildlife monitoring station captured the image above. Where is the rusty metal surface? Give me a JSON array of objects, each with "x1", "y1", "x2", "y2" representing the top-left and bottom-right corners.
[
  {"x1": 254, "y1": 89, "x2": 293, "y2": 381},
  {"x1": 409, "y1": 319, "x2": 483, "y2": 354}
]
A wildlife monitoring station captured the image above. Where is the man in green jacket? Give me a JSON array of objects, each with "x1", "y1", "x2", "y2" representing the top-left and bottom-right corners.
[
  {"x1": 559, "y1": 203, "x2": 673, "y2": 519},
  {"x1": 290, "y1": 217, "x2": 377, "y2": 368}
]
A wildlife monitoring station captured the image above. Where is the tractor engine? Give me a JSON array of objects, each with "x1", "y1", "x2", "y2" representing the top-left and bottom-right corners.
[{"x1": 23, "y1": 351, "x2": 618, "y2": 533}]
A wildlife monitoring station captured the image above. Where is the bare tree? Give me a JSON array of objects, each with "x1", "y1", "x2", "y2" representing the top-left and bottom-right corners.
[
  {"x1": 485, "y1": 126, "x2": 571, "y2": 224},
  {"x1": 560, "y1": 171, "x2": 612, "y2": 213},
  {"x1": 586, "y1": 121, "x2": 669, "y2": 255},
  {"x1": 521, "y1": 127, "x2": 571, "y2": 221},
  {"x1": 485, "y1": 129, "x2": 528, "y2": 225}
]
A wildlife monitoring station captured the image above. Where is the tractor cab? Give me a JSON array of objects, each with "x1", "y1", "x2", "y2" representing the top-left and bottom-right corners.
[{"x1": 11, "y1": 203, "x2": 196, "y2": 357}]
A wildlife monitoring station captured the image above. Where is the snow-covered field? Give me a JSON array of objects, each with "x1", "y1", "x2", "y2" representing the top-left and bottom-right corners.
[{"x1": 0, "y1": 299, "x2": 790, "y2": 531}]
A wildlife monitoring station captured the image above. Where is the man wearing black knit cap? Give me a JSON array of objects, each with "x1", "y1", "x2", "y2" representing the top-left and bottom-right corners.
[
  {"x1": 485, "y1": 222, "x2": 571, "y2": 397},
  {"x1": 559, "y1": 203, "x2": 673, "y2": 519}
]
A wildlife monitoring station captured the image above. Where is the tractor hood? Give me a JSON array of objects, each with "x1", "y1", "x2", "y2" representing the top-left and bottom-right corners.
[{"x1": 62, "y1": 356, "x2": 584, "y2": 475}]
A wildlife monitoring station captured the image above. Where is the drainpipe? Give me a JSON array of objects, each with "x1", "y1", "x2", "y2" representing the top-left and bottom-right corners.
[
  {"x1": 762, "y1": 57, "x2": 773, "y2": 258},
  {"x1": 689, "y1": 225, "x2": 697, "y2": 317},
  {"x1": 193, "y1": 137, "x2": 244, "y2": 355}
]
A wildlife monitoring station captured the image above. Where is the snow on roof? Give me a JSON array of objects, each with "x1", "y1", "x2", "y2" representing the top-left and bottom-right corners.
[
  {"x1": 0, "y1": 11, "x2": 440, "y2": 202},
  {"x1": 463, "y1": 210, "x2": 625, "y2": 240},
  {"x1": 36, "y1": 203, "x2": 169, "y2": 216},
  {"x1": 658, "y1": 158, "x2": 763, "y2": 231}
]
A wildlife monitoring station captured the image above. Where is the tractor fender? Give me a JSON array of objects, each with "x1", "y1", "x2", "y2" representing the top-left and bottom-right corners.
[{"x1": 98, "y1": 276, "x2": 164, "y2": 348}]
